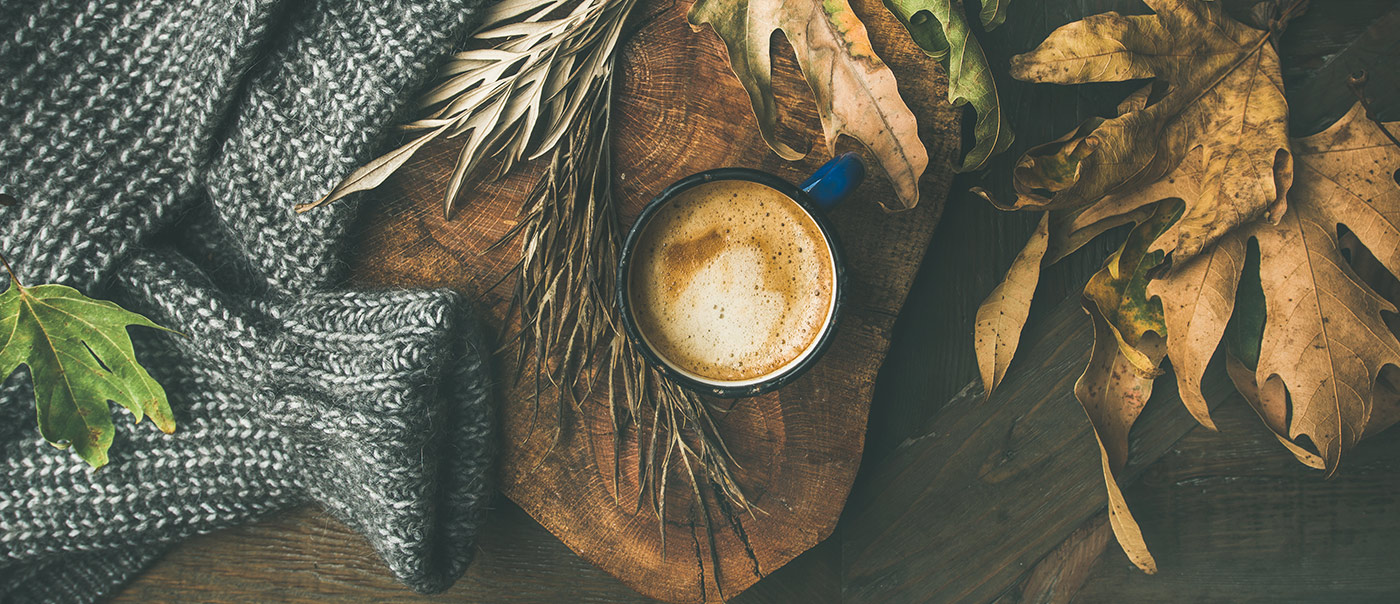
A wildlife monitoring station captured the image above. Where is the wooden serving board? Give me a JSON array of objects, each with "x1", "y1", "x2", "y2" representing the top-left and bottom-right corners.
[{"x1": 351, "y1": 1, "x2": 958, "y2": 601}]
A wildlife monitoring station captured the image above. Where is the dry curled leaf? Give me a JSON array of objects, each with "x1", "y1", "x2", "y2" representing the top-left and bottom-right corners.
[
  {"x1": 994, "y1": 0, "x2": 1295, "y2": 263},
  {"x1": 1074, "y1": 297, "x2": 1165, "y2": 575},
  {"x1": 688, "y1": 0, "x2": 929, "y2": 210},
  {"x1": 971, "y1": 200, "x2": 1154, "y2": 399},
  {"x1": 1129, "y1": 149, "x2": 1237, "y2": 431},
  {"x1": 1242, "y1": 104, "x2": 1400, "y2": 473},
  {"x1": 1221, "y1": 241, "x2": 1325, "y2": 468},
  {"x1": 1083, "y1": 200, "x2": 1179, "y2": 374},
  {"x1": 883, "y1": 0, "x2": 1013, "y2": 172},
  {"x1": 1071, "y1": 202, "x2": 1183, "y2": 575},
  {"x1": 975, "y1": 213, "x2": 1046, "y2": 396}
]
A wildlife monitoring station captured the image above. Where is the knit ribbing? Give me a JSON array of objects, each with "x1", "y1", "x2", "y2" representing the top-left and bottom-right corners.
[{"x1": 0, "y1": 0, "x2": 492, "y2": 600}]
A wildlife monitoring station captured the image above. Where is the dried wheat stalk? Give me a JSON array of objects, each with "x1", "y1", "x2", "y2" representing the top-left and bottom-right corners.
[
  {"x1": 492, "y1": 61, "x2": 752, "y2": 531},
  {"x1": 296, "y1": 0, "x2": 637, "y2": 217},
  {"x1": 298, "y1": 0, "x2": 751, "y2": 530}
]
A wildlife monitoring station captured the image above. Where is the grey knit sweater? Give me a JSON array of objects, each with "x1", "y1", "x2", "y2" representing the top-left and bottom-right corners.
[{"x1": 0, "y1": 0, "x2": 493, "y2": 601}]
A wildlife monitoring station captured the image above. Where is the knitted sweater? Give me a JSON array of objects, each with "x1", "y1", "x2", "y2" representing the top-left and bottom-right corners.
[{"x1": 0, "y1": 0, "x2": 493, "y2": 601}]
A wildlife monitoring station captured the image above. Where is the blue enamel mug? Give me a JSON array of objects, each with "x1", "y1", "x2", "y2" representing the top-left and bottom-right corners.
[{"x1": 616, "y1": 153, "x2": 865, "y2": 397}]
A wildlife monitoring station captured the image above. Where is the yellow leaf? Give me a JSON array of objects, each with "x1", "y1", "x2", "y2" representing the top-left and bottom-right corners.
[
  {"x1": 975, "y1": 214, "x2": 1047, "y2": 396},
  {"x1": 996, "y1": 0, "x2": 1294, "y2": 263},
  {"x1": 1074, "y1": 298, "x2": 1166, "y2": 574},
  {"x1": 1246, "y1": 105, "x2": 1400, "y2": 473}
]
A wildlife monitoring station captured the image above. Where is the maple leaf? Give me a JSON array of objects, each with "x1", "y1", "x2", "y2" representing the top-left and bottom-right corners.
[
  {"x1": 1241, "y1": 103, "x2": 1400, "y2": 473},
  {"x1": 992, "y1": 0, "x2": 1296, "y2": 263},
  {"x1": 688, "y1": 0, "x2": 929, "y2": 210},
  {"x1": 976, "y1": 102, "x2": 1400, "y2": 572},
  {"x1": 883, "y1": 0, "x2": 1013, "y2": 172},
  {"x1": 1075, "y1": 294, "x2": 1166, "y2": 574},
  {"x1": 0, "y1": 267, "x2": 175, "y2": 468},
  {"x1": 1221, "y1": 251, "x2": 1326, "y2": 469},
  {"x1": 1147, "y1": 105, "x2": 1400, "y2": 472}
]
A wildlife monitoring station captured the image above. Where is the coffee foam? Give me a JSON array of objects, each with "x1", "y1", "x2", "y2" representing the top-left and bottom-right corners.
[{"x1": 629, "y1": 179, "x2": 834, "y2": 382}]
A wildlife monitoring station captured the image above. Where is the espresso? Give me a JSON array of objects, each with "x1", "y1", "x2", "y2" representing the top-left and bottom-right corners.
[{"x1": 629, "y1": 179, "x2": 835, "y2": 382}]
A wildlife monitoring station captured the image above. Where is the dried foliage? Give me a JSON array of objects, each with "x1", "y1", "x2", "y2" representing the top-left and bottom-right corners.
[
  {"x1": 883, "y1": 0, "x2": 1013, "y2": 172},
  {"x1": 688, "y1": 0, "x2": 930, "y2": 210},
  {"x1": 297, "y1": 0, "x2": 638, "y2": 217},
  {"x1": 974, "y1": 0, "x2": 1400, "y2": 573},
  {"x1": 489, "y1": 64, "x2": 751, "y2": 529},
  {"x1": 297, "y1": 0, "x2": 751, "y2": 534}
]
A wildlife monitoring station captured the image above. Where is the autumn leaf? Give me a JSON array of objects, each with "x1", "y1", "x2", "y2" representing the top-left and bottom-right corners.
[
  {"x1": 1216, "y1": 240, "x2": 1323, "y2": 468},
  {"x1": 1083, "y1": 200, "x2": 1180, "y2": 373},
  {"x1": 0, "y1": 270, "x2": 175, "y2": 468},
  {"x1": 992, "y1": 0, "x2": 1295, "y2": 263},
  {"x1": 972, "y1": 198, "x2": 1156, "y2": 398},
  {"x1": 883, "y1": 0, "x2": 1013, "y2": 172},
  {"x1": 1243, "y1": 104, "x2": 1400, "y2": 474},
  {"x1": 688, "y1": 0, "x2": 929, "y2": 210},
  {"x1": 975, "y1": 214, "x2": 1046, "y2": 395},
  {"x1": 1069, "y1": 200, "x2": 1188, "y2": 575},
  {"x1": 1098, "y1": 104, "x2": 1400, "y2": 474},
  {"x1": 1074, "y1": 297, "x2": 1166, "y2": 575},
  {"x1": 1128, "y1": 149, "x2": 1238, "y2": 431}
]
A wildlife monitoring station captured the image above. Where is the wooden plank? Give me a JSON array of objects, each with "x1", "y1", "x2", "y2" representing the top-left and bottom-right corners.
[
  {"x1": 842, "y1": 296, "x2": 1235, "y2": 604},
  {"x1": 1073, "y1": 402, "x2": 1400, "y2": 603},
  {"x1": 115, "y1": 501, "x2": 837, "y2": 603},
  {"x1": 114, "y1": 503, "x2": 659, "y2": 603},
  {"x1": 862, "y1": 0, "x2": 1146, "y2": 465},
  {"x1": 1287, "y1": 3, "x2": 1400, "y2": 135}
]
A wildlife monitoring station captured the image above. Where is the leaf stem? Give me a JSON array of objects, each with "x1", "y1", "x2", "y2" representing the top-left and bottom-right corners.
[
  {"x1": 0, "y1": 248, "x2": 22, "y2": 289},
  {"x1": 1347, "y1": 70, "x2": 1400, "y2": 152}
]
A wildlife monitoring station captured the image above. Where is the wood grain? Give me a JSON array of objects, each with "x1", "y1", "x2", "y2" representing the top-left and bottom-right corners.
[
  {"x1": 114, "y1": 3, "x2": 1400, "y2": 603},
  {"x1": 991, "y1": 513, "x2": 1112, "y2": 604},
  {"x1": 1074, "y1": 402, "x2": 1400, "y2": 603},
  {"x1": 113, "y1": 500, "x2": 839, "y2": 604},
  {"x1": 344, "y1": 0, "x2": 959, "y2": 602},
  {"x1": 841, "y1": 296, "x2": 1235, "y2": 604}
]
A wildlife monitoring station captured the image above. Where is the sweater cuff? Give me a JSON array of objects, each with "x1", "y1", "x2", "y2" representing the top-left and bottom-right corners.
[
  {"x1": 107, "y1": 248, "x2": 494, "y2": 594},
  {"x1": 265, "y1": 289, "x2": 495, "y2": 593}
]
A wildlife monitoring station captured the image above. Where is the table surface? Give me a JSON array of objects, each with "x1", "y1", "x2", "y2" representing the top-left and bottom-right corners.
[{"x1": 116, "y1": 0, "x2": 1400, "y2": 602}]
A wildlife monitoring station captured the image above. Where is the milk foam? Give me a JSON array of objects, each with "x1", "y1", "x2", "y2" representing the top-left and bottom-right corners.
[{"x1": 630, "y1": 179, "x2": 834, "y2": 382}]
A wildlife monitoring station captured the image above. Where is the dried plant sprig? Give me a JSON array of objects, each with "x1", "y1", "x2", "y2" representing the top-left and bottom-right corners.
[
  {"x1": 299, "y1": 0, "x2": 752, "y2": 553},
  {"x1": 493, "y1": 59, "x2": 752, "y2": 529},
  {"x1": 295, "y1": 0, "x2": 636, "y2": 216}
]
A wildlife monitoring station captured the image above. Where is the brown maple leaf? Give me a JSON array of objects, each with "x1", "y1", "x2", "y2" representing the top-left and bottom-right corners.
[
  {"x1": 688, "y1": 0, "x2": 929, "y2": 210},
  {"x1": 992, "y1": 0, "x2": 1296, "y2": 263},
  {"x1": 1104, "y1": 104, "x2": 1400, "y2": 474},
  {"x1": 1244, "y1": 104, "x2": 1400, "y2": 472},
  {"x1": 977, "y1": 102, "x2": 1400, "y2": 573}
]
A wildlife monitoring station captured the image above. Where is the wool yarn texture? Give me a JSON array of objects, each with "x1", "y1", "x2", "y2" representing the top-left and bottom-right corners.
[{"x1": 0, "y1": 0, "x2": 494, "y2": 601}]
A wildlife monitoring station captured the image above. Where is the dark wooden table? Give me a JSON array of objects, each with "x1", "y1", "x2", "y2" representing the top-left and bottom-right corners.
[{"x1": 116, "y1": 1, "x2": 1400, "y2": 602}]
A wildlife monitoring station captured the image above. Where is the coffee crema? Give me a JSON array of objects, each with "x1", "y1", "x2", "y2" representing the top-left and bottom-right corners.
[{"x1": 629, "y1": 179, "x2": 835, "y2": 382}]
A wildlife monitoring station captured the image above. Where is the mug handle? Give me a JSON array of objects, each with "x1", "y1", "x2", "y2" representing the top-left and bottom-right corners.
[{"x1": 800, "y1": 152, "x2": 866, "y2": 212}]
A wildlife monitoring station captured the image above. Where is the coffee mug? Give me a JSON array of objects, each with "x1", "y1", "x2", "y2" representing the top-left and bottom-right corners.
[{"x1": 617, "y1": 153, "x2": 865, "y2": 397}]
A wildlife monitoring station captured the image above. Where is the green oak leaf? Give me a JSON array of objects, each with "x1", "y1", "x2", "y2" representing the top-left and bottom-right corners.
[
  {"x1": 0, "y1": 274, "x2": 175, "y2": 468},
  {"x1": 884, "y1": 0, "x2": 1014, "y2": 172}
]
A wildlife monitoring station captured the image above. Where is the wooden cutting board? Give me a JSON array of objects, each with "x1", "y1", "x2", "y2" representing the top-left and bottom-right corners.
[{"x1": 351, "y1": 1, "x2": 959, "y2": 601}]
